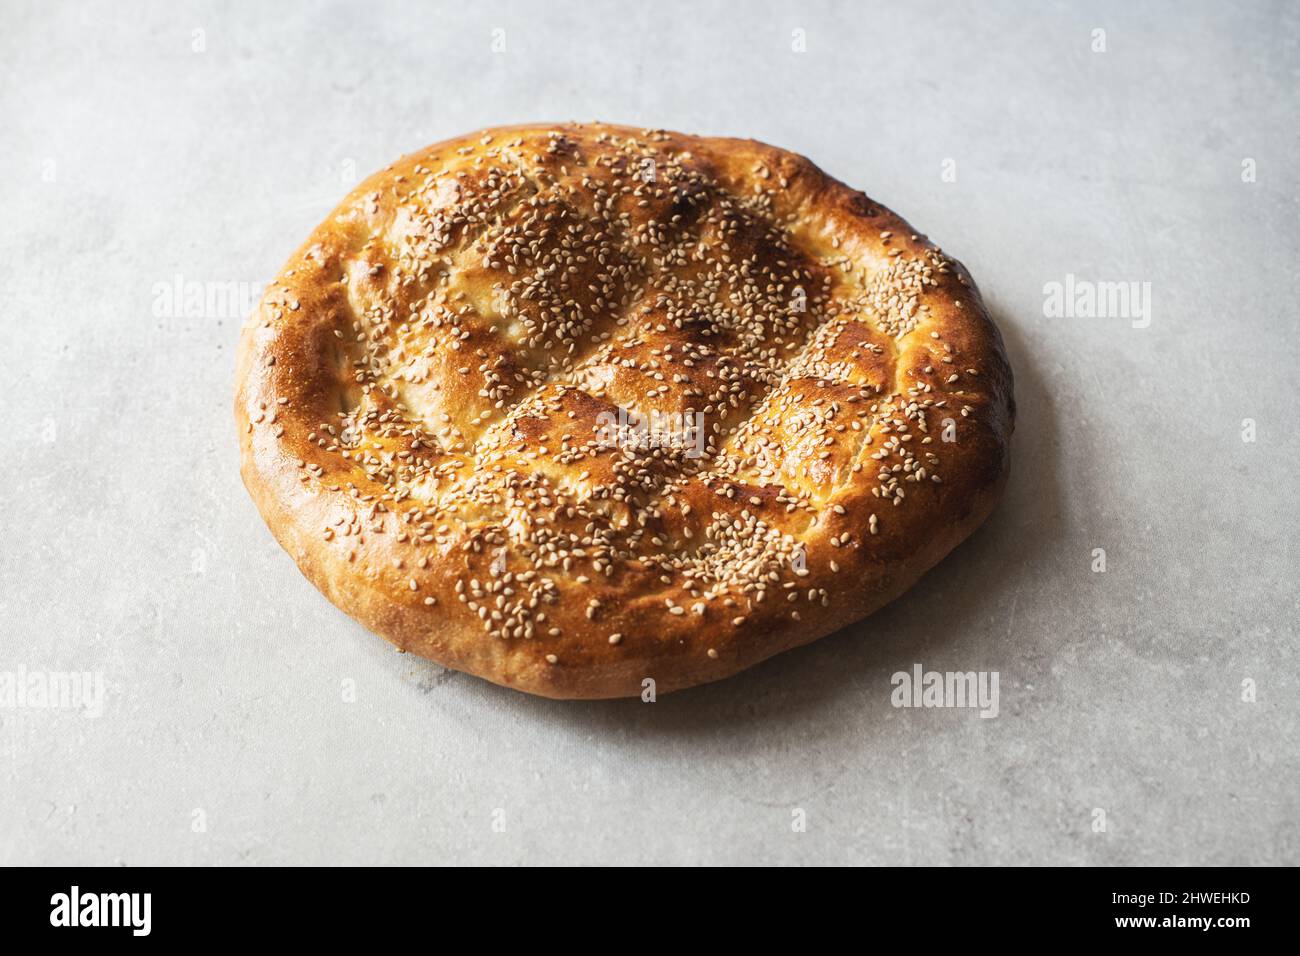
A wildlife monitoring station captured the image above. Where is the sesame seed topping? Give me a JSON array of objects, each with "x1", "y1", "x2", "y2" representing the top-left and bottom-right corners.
[{"x1": 250, "y1": 124, "x2": 987, "y2": 669}]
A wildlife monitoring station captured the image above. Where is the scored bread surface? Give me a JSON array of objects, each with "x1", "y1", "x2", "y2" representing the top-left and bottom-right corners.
[{"x1": 235, "y1": 122, "x2": 1014, "y2": 699}]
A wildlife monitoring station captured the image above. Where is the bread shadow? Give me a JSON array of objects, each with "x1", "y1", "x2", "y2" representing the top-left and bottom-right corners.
[{"x1": 422, "y1": 308, "x2": 1061, "y2": 745}]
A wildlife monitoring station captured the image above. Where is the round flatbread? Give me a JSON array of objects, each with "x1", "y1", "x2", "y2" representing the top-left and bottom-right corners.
[{"x1": 235, "y1": 122, "x2": 1015, "y2": 698}]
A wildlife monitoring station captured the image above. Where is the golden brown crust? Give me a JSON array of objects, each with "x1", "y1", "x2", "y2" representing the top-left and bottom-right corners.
[{"x1": 235, "y1": 123, "x2": 1014, "y2": 698}]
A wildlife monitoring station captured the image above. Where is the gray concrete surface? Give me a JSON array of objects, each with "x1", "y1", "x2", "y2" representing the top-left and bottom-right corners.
[{"x1": 1, "y1": 0, "x2": 1296, "y2": 866}]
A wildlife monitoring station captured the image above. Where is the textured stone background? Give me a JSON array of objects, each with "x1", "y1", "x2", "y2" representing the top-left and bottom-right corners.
[{"x1": 2, "y1": 0, "x2": 1296, "y2": 865}]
